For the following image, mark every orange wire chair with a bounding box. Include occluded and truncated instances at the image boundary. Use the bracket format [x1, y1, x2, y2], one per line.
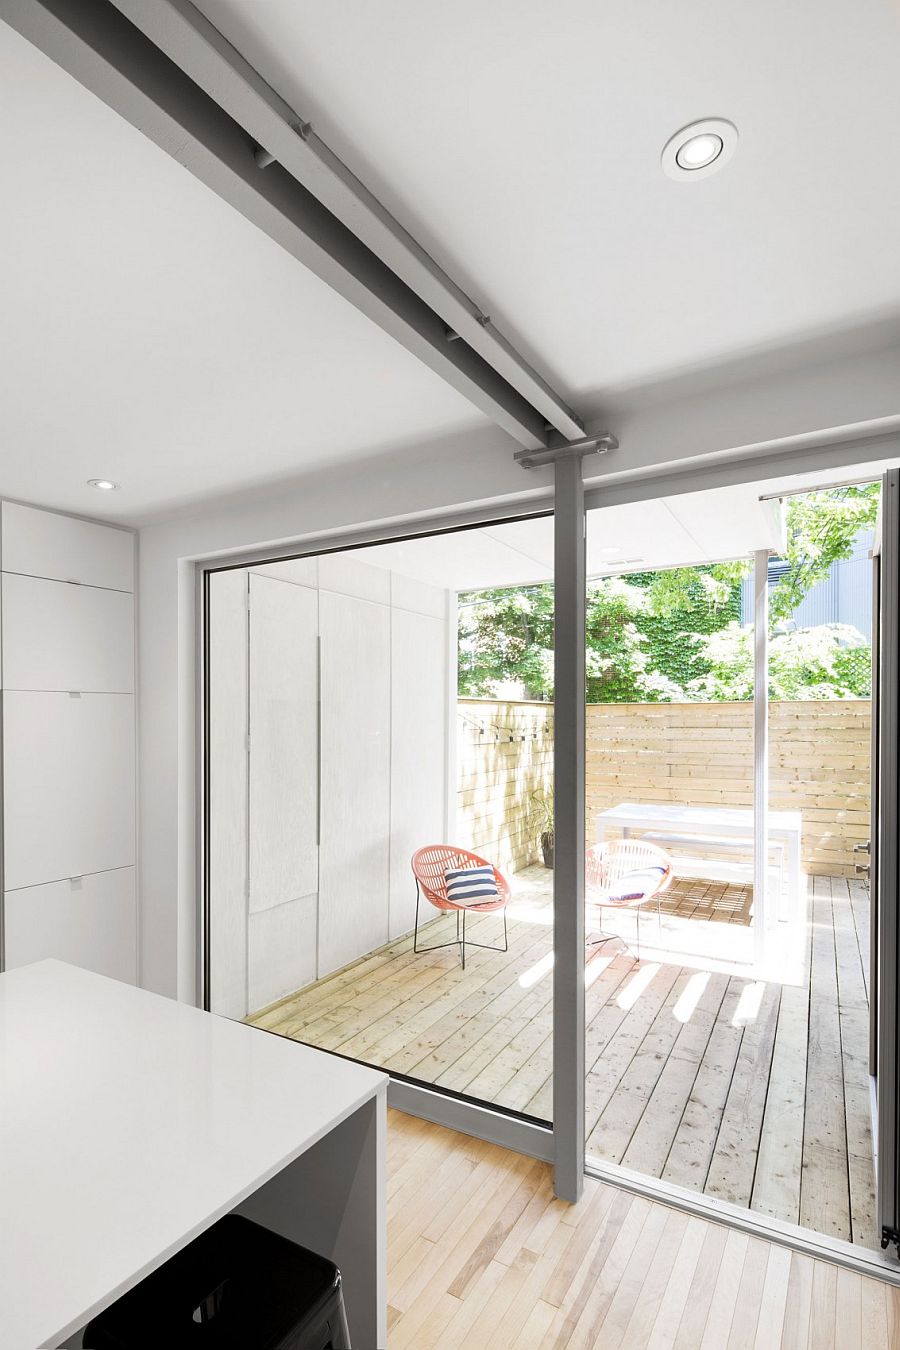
[585, 839, 674, 960]
[411, 845, 511, 970]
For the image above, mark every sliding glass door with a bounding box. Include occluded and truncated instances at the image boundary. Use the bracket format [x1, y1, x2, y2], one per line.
[205, 515, 556, 1130]
[578, 470, 883, 1254]
[202, 453, 893, 1248]
[876, 468, 900, 1255]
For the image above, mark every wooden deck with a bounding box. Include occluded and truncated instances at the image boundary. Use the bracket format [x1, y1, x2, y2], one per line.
[252, 868, 876, 1249]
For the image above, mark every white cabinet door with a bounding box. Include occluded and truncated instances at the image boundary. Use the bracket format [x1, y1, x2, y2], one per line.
[390, 608, 448, 938]
[3, 692, 135, 890]
[318, 591, 391, 976]
[249, 574, 319, 913]
[1, 502, 134, 591]
[1, 574, 134, 692]
[318, 553, 391, 604]
[248, 893, 318, 1014]
[4, 867, 136, 983]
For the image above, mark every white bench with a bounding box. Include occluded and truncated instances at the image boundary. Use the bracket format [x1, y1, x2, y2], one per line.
[641, 830, 785, 890]
[595, 804, 803, 923]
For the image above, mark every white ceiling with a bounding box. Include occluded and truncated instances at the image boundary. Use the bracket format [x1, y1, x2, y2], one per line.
[197, 0, 900, 408]
[341, 476, 796, 589]
[3, 3, 900, 524]
[335, 459, 899, 589]
[0, 20, 488, 524]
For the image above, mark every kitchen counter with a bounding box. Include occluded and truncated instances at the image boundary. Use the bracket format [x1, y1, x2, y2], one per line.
[0, 960, 387, 1348]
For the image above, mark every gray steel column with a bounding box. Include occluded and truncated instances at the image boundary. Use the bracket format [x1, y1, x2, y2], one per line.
[552, 454, 586, 1202]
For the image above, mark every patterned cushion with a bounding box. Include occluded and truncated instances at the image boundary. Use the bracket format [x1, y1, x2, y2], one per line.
[445, 864, 499, 906]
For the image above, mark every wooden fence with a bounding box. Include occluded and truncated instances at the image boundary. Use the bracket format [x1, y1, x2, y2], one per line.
[457, 700, 554, 875]
[458, 698, 870, 878]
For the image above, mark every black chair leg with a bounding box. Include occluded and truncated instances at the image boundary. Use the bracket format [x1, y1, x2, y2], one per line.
[412, 888, 508, 968]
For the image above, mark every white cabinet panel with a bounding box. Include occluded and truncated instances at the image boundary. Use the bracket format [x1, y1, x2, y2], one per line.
[318, 553, 390, 604]
[1, 502, 134, 591]
[208, 570, 249, 1020]
[250, 557, 318, 589]
[389, 610, 449, 938]
[3, 692, 135, 890]
[248, 894, 317, 1014]
[4, 868, 136, 983]
[1, 573, 134, 692]
[249, 574, 319, 913]
[318, 591, 391, 976]
[390, 573, 447, 619]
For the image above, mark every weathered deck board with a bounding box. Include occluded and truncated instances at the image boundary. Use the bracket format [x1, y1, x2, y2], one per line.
[800, 877, 852, 1241]
[250, 868, 876, 1249]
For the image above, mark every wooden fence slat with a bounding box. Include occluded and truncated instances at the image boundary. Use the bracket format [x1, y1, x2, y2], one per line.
[458, 699, 871, 877]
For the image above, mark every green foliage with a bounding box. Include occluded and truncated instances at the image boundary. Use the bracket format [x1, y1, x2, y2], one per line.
[457, 486, 878, 703]
[458, 584, 554, 698]
[768, 484, 879, 625]
[690, 623, 872, 700]
[458, 564, 746, 702]
[629, 563, 747, 696]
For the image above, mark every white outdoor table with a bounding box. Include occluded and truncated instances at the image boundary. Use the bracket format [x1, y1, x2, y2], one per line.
[0, 960, 387, 1350]
[596, 801, 803, 915]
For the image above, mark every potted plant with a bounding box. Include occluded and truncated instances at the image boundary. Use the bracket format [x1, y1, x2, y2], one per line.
[531, 787, 554, 868]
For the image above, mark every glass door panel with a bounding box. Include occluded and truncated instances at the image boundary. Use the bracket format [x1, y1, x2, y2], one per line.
[206, 515, 554, 1123]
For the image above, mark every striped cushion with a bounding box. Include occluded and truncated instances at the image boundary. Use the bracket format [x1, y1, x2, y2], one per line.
[445, 865, 499, 906]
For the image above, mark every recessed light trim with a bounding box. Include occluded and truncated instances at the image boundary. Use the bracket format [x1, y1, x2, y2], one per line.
[87, 478, 119, 491]
[662, 119, 738, 181]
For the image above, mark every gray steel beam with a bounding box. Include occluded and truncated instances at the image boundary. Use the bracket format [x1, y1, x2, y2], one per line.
[108, 0, 585, 444]
[552, 453, 586, 1202]
[5, 0, 551, 449]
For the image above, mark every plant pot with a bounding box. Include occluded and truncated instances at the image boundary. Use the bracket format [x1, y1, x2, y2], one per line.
[541, 831, 555, 869]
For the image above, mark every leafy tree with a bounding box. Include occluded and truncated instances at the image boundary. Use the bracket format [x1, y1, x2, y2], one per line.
[457, 485, 878, 702]
[629, 563, 746, 694]
[690, 623, 872, 701]
[584, 577, 683, 703]
[768, 484, 879, 625]
[458, 585, 554, 699]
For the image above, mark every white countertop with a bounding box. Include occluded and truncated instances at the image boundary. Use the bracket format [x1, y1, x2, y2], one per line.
[0, 960, 387, 1348]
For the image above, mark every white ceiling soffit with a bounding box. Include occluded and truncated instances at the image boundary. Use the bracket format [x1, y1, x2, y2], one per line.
[0, 18, 494, 523]
[194, 0, 900, 412]
[338, 476, 795, 590]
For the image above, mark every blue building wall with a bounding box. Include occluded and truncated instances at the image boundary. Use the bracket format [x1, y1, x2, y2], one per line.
[741, 528, 873, 638]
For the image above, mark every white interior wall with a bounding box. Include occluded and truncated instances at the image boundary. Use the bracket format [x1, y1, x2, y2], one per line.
[137, 344, 900, 1002]
[206, 552, 450, 1016]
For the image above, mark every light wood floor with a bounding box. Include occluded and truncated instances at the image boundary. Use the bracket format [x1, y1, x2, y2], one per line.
[386, 1110, 898, 1350]
[253, 869, 875, 1247]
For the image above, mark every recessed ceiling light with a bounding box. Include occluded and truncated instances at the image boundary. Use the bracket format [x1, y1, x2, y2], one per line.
[87, 478, 119, 491]
[676, 133, 723, 171]
[662, 119, 738, 181]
